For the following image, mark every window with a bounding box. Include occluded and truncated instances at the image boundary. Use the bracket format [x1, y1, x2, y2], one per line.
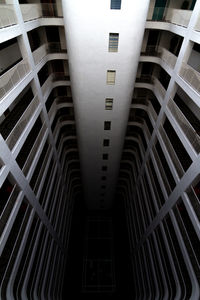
[102, 166, 108, 171]
[107, 70, 116, 85]
[109, 33, 119, 52]
[111, 0, 121, 9]
[101, 176, 106, 180]
[103, 139, 110, 146]
[104, 121, 111, 130]
[105, 98, 113, 110]
[103, 154, 109, 160]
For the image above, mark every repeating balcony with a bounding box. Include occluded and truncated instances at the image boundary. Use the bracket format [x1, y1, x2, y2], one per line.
[33, 42, 67, 65]
[20, 3, 63, 22]
[141, 46, 177, 70]
[0, 58, 30, 101]
[147, 6, 192, 27]
[179, 62, 200, 95]
[167, 97, 200, 153]
[0, 5, 17, 29]
[1, 95, 40, 150]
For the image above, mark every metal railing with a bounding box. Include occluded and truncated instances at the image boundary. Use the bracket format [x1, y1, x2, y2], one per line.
[53, 72, 70, 81]
[132, 97, 148, 106]
[168, 98, 200, 153]
[0, 186, 20, 238]
[0, 58, 30, 101]
[141, 46, 177, 69]
[152, 146, 171, 195]
[141, 45, 160, 57]
[165, 8, 192, 27]
[159, 126, 184, 178]
[159, 47, 177, 69]
[179, 63, 200, 95]
[56, 96, 73, 104]
[20, 3, 63, 22]
[6, 95, 40, 150]
[148, 102, 157, 122]
[33, 43, 67, 65]
[0, 5, 17, 28]
[153, 77, 166, 100]
[136, 75, 153, 84]
[23, 124, 47, 177]
[34, 146, 51, 194]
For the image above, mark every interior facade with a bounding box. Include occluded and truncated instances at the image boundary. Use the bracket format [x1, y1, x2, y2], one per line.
[0, 0, 200, 298]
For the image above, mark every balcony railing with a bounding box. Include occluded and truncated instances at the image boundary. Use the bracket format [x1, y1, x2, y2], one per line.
[148, 102, 157, 122]
[159, 126, 184, 178]
[159, 47, 177, 69]
[179, 62, 200, 95]
[153, 77, 166, 100]
[165, 8, 192, 27]
[132, 97, 148, 106]
[0, 58, 30, 101]
[33, 43, 67, 65]
[168, 98, 200, 153]
[20, 3, 62, 22]
[147, 6, 192, 27]
[141, 46, 177, 69]
[136, 75, 153, 84]
[34, 146, 51, 194]
[56, 96, 73, 104]
[0, 5, 17, 28]
[152, 146, 171, 196]
[23, 124, 47, 177]
[53, 72, 70, 81]
[6, 95, 40, 150]
[0, 185, 20, 238]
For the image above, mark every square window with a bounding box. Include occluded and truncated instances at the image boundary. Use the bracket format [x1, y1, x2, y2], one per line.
[102, 166, 108, 171]
[109, 33, 119, 52]
[111, 0, 121, 9]
[107, 70, 116, 85]
[103, 154, 108, 160]
[103, 139, 110, 146]
[101, 176, 106, 181]
[101, 185, 106, 189]
[104, 121, 111, 130]
[105, 98, 113, 110]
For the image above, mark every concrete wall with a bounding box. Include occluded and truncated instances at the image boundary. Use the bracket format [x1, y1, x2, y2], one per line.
[62, 0, 150, 209]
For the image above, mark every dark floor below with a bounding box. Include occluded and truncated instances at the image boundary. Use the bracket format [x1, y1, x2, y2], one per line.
[63, 197, 134, 299]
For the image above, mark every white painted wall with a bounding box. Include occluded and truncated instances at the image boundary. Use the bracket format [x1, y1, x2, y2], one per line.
[62, 0, 150, 209]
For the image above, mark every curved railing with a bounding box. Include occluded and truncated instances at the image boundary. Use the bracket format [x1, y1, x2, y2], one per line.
[0, 58, 30, 101]
[168, 98, 200, 153]
[179, 63, 200, 95]
[20, 3, 63, 22]
[33, 43, 67, 65]
[147, 6, 192, 27]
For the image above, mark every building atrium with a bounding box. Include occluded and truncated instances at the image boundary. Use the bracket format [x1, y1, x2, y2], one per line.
[0, 0, 200, 299]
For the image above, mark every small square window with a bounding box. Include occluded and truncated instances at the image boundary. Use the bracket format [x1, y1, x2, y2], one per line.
[104, 121, 111, 130]
[111, 0, 121, 9]
[103, 139, 110, 146]
[101, 185, 106, 189]
[105, 98, 113, 110]
[102, 166, 108, 171]
[101, 176, 106, 180]
[103, 154, 108, 160]
[109, 33, 119, 52]
[107, 70, 116, 85]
